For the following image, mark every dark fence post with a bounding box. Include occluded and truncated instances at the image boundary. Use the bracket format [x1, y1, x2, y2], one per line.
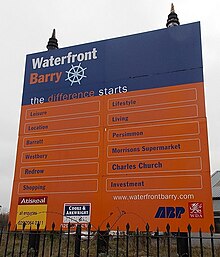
[3, 222, 11, 257]
[57, 225, 63, 257]
[188, 224, 192, 257]
[74, 224, 81, 257]
[11, 225, 17, 257]
[49, 222, 55, 257]
[35, 222, 40, 257]
[176, 228, 180, 255]
[177, 230, 189, 257]
[86, 223, 91, 257]
[210, 224, 215, 257]
[26, 226, 32, 257]
[19, 222, 26, 257]
[146, 223, 150, 257]
[27, 222, 40, 257]
[126, 223, 130, 257]
[96, 227, 100, 257]
[156, 227, 160, 257]
[66, 222, 70, 257]
[199, 228, 204, 257]
[96, 224, 109, 256]
[28, 231, 40, 257]
[0, 226, 3, 246]
[106, 223, 110, 256]
[116, 226, 119, 257]
[41, 226, 47, 257]
[166, 224, 171, 257]
[136, 227, 139, 257]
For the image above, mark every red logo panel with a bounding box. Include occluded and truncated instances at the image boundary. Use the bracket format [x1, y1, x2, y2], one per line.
[188, 202, 204, 218]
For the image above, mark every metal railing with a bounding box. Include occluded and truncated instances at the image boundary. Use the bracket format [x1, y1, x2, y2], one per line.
[0, 222, 219, 257]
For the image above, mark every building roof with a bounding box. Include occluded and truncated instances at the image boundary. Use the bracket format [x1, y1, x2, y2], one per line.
[212, 170, 220, 198]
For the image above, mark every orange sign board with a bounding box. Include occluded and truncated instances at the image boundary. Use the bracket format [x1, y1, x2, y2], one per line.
[10, 82, 213, 231]
[10, 23, 213, 232]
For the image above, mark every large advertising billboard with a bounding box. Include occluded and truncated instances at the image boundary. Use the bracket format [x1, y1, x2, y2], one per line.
[10, 22, 214, 231]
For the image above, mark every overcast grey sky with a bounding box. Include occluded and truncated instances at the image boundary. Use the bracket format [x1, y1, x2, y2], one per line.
[1, 0, 220, 212]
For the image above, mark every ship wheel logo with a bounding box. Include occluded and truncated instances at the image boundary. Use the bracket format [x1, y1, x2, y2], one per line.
[65, 63, 87, 85]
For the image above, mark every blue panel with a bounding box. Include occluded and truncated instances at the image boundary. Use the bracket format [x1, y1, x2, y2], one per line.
[22, 22, 203, 106]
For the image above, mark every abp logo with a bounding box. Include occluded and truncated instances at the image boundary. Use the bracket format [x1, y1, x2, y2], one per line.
[155, 207, 185, 218]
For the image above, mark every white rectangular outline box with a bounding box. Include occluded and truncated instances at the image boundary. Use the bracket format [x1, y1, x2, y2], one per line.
[20, 162, 99, 179]
[18, 179, 98, 194]
[107, 120, 200, 142]
[21, 145, 100, 163]
[107, 104, 198, 126]
[26, 100, 101, 120]
[107, 138, 201, 158]
[108, 87, 198, 111]
[24, 115, 100, 134]
[23, 130, 100, 148]
[106, 175, 202, 192]
[107, 156, 202, 174]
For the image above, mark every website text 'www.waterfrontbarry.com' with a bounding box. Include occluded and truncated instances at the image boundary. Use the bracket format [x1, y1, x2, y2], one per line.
[112, 193, 195, 201]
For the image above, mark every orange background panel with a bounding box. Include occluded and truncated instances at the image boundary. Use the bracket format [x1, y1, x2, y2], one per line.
[108, 121, 199, 141]
[9, 82, 214, 232]
[108, 105, 198, 126]
[108, 87, 197, 110]
[20, 162, 99, 179]
[108, 138, 200, 157]
[18, 179, 98, 194]
[107, 156, 202, 174]
[23, 130, 100, 148]
[26, 100, 100, 120]
[106, 175, 202, 191]
[21, 146, 99, 163]
[24, 115, 100, 134]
